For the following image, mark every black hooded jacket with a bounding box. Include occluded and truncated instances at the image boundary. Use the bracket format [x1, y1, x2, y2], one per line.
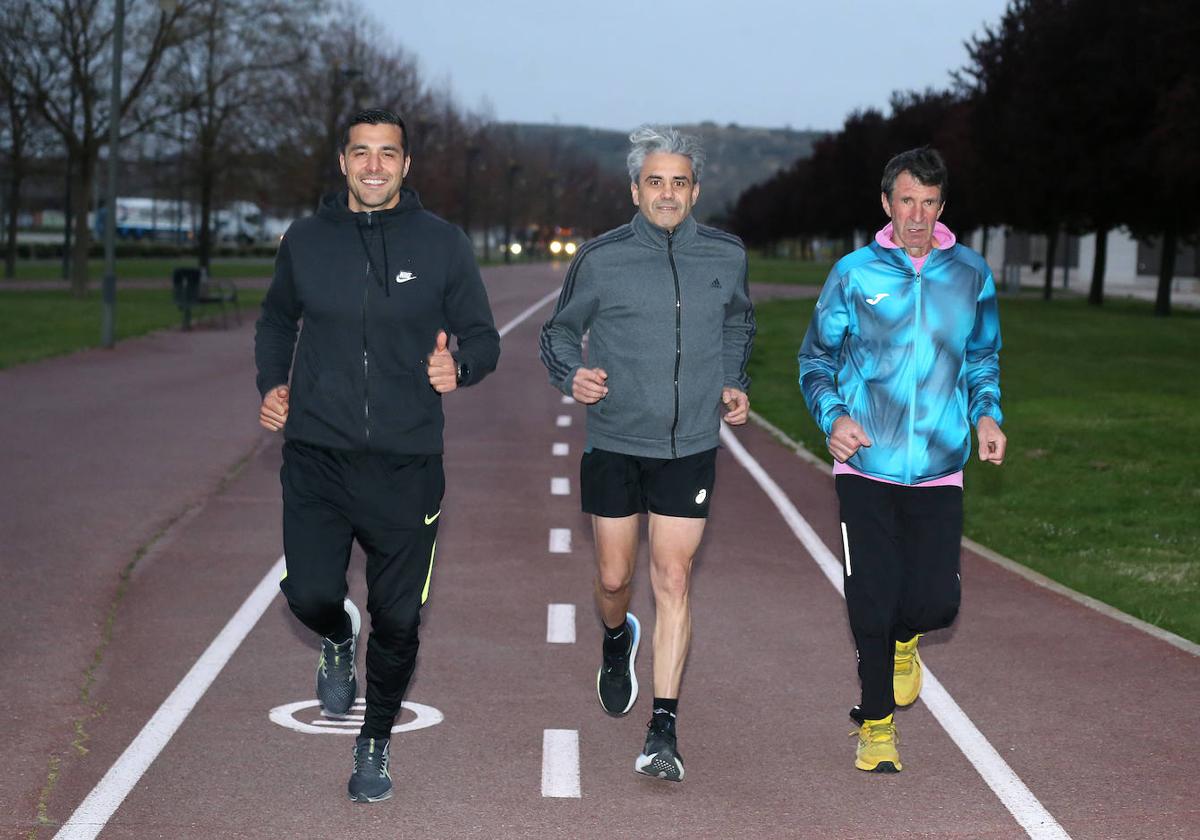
[255, 187, 500, 455]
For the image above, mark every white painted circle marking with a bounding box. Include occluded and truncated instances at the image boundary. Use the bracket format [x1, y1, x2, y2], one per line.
[269, 698, 444, 736]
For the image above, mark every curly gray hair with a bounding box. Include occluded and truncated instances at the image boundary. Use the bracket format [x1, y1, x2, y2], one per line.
[626, 125, 705, 184]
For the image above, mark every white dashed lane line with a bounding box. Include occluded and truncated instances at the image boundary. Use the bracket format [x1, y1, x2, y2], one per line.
[546, 604, 576, 644]
[552, 443, 569, 456]
[551, 477, 570, 496]
[549, 528, 571, 553]
[555, 415, 572, 428]
[541, 729, 581, 798]
[561, 394, 573, 404]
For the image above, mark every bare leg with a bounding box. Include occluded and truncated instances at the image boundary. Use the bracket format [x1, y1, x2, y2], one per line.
[592, 514, 639, 629]
[647, 513, 707, 698]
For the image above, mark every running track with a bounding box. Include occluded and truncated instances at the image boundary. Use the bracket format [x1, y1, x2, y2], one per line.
[1, 264, 1196, 839]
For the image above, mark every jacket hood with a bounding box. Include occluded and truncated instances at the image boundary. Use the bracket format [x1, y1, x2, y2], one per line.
[317, 186, 424, 223]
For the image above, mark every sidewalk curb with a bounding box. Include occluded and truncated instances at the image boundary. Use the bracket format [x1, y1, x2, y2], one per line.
[746, 409, 1200, 658]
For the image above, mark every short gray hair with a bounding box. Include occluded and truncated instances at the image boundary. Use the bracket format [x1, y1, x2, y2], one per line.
[626, 125, 706, 184]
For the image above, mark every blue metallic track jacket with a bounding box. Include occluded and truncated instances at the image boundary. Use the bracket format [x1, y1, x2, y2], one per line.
[798, 239, 1002, 484]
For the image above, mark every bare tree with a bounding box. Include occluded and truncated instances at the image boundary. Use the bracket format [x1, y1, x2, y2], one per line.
[163, 0, 317, 269]
[0, 1, 41, 279]
[24, 0, 194, 295]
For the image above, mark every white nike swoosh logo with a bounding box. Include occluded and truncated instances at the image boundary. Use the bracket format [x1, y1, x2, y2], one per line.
[424, 511, 441, 525]
[866, 293, 890, 305]
[395, 272, 416, 284]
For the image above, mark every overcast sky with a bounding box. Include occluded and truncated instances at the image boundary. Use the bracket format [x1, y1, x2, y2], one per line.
[356, 0, 1010, 132]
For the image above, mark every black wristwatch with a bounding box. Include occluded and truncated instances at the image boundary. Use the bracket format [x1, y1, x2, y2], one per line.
[455, 359, 469, 385]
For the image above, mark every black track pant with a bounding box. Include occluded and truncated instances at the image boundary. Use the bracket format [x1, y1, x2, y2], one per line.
[280, 441, 444, 739]
[835, 475, 963, 721]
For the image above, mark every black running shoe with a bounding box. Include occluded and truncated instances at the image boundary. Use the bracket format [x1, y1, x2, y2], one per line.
[635, 716, 684, 782]
[596, 612, 640, 716]
[348, 735, 393, 803]
[317, 599, 361, 716]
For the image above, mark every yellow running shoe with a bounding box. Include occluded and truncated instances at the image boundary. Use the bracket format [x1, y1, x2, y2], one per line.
[853, 714, 902, 773]
[893, 634, 923, 707]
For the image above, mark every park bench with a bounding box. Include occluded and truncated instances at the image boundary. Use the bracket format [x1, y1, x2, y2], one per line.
[172, 267, 239, 330]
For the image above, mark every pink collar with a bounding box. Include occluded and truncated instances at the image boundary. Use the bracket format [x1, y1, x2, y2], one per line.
[876, 221, 956, 251]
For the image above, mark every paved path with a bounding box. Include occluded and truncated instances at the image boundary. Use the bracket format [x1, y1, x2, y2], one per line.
[1, 263, 1196, 839]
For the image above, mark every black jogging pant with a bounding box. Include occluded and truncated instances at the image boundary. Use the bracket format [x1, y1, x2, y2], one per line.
[835, 474, 963, 721]
[280, 441, 444, 740]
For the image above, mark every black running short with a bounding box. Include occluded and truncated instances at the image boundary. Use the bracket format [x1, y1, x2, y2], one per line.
[580, 447, 717, 519]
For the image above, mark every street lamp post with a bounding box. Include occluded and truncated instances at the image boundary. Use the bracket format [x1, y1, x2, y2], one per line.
[100, 0, 126, 349]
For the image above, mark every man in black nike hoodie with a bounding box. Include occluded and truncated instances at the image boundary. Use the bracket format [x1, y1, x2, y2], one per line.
[255, 108, 499, 803]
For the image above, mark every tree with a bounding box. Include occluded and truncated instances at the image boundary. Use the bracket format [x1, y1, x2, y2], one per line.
[0, 1, 39, 278]
[24, 0, 194, 295]
[1124, 0, 1200, 316]
[164, 0, 316, 269]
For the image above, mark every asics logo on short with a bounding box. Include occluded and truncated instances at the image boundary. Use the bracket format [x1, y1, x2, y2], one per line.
[395, 271, 417, 284]
[694, 488, 707, 505]
[424, 510, 440, 525]
[866, 293, 890, 305]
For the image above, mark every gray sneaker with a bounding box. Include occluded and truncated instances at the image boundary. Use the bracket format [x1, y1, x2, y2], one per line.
[348, 735, 393, 803]
[317, 598, 361, 715]
[635, 715, 684, 782]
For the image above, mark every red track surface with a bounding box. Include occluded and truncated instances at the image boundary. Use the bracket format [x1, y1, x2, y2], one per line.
[2, 263, 1196, 839]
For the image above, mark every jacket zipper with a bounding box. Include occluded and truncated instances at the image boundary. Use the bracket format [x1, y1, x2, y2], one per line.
[362, 212, 372, 445]
[667, 230, 681, 458]
[907, 268, 921, 483]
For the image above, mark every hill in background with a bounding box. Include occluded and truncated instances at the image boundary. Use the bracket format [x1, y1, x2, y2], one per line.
[502, 122, 821, 226]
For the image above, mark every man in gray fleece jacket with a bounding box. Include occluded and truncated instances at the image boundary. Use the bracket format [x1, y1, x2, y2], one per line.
[539, 125, 755, 782]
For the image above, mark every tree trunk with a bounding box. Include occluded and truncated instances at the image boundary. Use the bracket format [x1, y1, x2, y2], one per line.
[1042, 228, 1058, 301]
[1088, 227, 1108, 306]
[198, 138, 214, 271]
[1155, 228, 1175, 317]
[70, 149, 97, 298]
[4, 165, 20, 279]
[980, 226, 990, 260]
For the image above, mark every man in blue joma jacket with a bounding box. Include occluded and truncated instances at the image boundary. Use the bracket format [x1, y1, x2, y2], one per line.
[540, 125, 755, 782]
[798, 147, 1006, 773]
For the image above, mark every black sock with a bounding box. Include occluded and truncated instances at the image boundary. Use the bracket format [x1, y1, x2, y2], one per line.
[603, 620, 628, 655]
[603, 620, 627, 640]
[652, 697, 678, 724]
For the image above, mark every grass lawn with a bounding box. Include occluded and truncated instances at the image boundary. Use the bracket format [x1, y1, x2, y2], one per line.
[4, 255, 534, 282]
[3, 257, 275, 282]
[748, 254, 829, 285]
[0, 287, 266, 369]
[748, 293, 1200, 643]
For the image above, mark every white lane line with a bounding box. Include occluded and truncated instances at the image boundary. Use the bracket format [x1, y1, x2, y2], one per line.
[541, 729, 581, 797]
[719, 426, 1071, 840]
[549, 528, 571, 553]
[550, 477, 570, 496]
[547, 604, 576, 643]
[555, 415, 572, 428]
[505, 292, 583, 798]
[561, 395, 573, 404]
[54, 555, 287, 840]
[552, 442, 569, 456]
[498, 289, 559, 338]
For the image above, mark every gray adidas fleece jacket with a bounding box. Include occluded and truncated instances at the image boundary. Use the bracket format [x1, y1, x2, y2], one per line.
[539, 212, 755, 459]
